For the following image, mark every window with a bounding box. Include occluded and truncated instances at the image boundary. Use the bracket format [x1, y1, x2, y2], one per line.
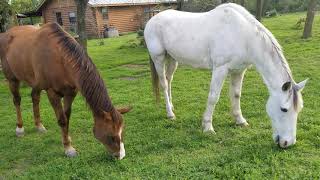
[69, 12, 77, 33]
[56, 12, 63, 26]
[144, 6, 151, 13]
[101, 7, 108, 19]
[69, 12, 76, 24]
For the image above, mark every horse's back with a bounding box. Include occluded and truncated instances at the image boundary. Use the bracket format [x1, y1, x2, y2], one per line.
[145, 4, 252, 69]
[2, 23, 73, 89]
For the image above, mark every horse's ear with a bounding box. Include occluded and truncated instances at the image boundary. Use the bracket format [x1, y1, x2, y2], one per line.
[282, 81, 292, 91]
[117, 106, 132, 114]
[294, 79, 308, 92]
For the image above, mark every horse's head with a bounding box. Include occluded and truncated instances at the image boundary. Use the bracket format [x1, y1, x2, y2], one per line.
[93, 107, 131, 159]
[266, 79, 308, 148]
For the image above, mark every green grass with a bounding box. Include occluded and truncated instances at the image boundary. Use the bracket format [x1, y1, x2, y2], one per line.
[1, 12, 320, 179]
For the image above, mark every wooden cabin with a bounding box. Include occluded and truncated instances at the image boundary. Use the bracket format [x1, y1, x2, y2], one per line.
[25, 0, 177, 38]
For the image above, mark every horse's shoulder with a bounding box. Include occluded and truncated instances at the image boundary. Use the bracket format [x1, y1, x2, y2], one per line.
[6, 25, 37, 34]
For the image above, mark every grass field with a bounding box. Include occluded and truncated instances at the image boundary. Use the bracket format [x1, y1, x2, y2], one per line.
[0, 12, 319, 179]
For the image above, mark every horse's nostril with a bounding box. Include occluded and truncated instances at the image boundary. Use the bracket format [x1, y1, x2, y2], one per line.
[284, 141, 288, 147]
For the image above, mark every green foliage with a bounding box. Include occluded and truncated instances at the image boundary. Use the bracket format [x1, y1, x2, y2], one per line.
[137, 29, 146, 47]
[263, 0, 309, 13]
[11, 0, 40, 13]
[265, 9, 278, 18]
[182, 0, 315, 14]
[0, 0, 13, 32]
[182, 0, 220, 12]
[0, 13, 319, 179]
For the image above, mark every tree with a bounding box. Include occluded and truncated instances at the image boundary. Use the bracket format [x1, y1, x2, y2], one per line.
[75, 0, 89, 50]
[182, 0, 221, 12]
[256, 0, 263, 21]
[240, 0, 245, 6]
[11, 0, 37, 13]
[177, 0, 184, 10]
[0, 0, 14, 32]
[302, 0, 317, 39]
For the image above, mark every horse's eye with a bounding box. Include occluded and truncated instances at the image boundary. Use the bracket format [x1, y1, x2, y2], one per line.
[280, 107, 288, 112]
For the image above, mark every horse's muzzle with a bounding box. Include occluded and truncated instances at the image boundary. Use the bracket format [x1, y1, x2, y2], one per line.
[112, 142, 125, 160]
[274, 135, 296, 148]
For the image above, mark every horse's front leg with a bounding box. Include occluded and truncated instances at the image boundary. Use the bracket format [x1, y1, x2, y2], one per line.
[47, 89, 77, 157]
[202, 66, 228, 133]
[63, 91, 77, 121]
[229, 70, 249, 127]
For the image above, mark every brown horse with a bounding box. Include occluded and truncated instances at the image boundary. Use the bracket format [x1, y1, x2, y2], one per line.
[0, 23, 131, 159]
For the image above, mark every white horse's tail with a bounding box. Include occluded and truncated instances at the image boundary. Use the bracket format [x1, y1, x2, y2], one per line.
[149, 56, 160, 103]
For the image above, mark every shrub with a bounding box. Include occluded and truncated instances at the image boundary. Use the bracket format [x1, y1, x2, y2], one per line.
[266, 9, 278, 17]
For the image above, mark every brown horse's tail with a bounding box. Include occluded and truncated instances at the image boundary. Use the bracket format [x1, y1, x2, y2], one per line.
[0, 33, 6, 59]
[149, 55, 160, 103]
[0, 33, 13, 64]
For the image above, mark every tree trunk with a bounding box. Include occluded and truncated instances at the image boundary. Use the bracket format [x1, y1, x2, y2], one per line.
[262, 0, 269, 16]
[75, 0, 89, 51]
[0, 22, 5, 32]
[177, 0, 184, 10]
[256, 0, 263, 22]
[0, 1, 14, 32]
[303, 0, 317, 39]
[240, 0, 245, 6]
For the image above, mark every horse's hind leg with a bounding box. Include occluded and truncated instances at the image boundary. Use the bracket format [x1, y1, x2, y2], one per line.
[152, 54, 175, 119]
[229, 70, 249, 127]
[47, 89, 77, 157]
[8, 81, 24, 137]
[203, 66, 228, 133]
[166, 57, 178, 111]
[31, 89, 47, 133]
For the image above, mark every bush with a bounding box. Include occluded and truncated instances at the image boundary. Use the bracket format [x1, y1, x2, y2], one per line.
[182, 0, 221, 12]
[137, 29, 146, 47]
[266, 9, 278, 17]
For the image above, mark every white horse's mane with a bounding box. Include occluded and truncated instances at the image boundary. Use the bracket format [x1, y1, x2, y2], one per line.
[220, 4, 293, 81]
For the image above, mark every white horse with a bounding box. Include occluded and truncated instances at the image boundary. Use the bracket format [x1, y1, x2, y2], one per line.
[144, 3, 308, 148]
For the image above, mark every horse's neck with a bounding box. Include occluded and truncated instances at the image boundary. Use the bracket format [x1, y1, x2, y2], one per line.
[254, 53, 292, 92]
[77, 67, 114, 114]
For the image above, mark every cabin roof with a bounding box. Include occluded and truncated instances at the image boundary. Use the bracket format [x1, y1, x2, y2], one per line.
[89, 0, 177, 7]
[22, 0, 176, 16]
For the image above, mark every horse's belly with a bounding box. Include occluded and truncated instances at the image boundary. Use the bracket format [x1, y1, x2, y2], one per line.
[167, 46, 211, 69]
[180, 57, 211, 69]
[6, 56, 35, 85]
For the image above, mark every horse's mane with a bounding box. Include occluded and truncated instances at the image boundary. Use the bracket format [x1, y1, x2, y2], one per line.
[219, 4, 301, 110]
[46, 23, 114, 114]
[221, 4, 293, 80]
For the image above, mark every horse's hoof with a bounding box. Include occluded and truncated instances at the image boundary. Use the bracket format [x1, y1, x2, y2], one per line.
[16, 127, 24, 137]
[36, 124, 47, 133]
[203, 126, 216, 134]
[167, 115, 176, 120]
[203, 129, 216, 134]
[236, 121, 249, 127]
[65, 147, 77, 157]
